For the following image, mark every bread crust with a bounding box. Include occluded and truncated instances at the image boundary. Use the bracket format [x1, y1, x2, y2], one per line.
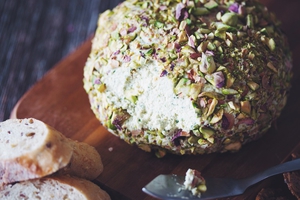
[59, 139, 104, 180]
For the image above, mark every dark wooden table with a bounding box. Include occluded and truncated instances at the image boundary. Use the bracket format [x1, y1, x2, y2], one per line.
[0, 0, 123, 121]
[1, 0, 300, 199]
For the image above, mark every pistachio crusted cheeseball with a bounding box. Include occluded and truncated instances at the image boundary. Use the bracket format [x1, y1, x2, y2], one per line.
[83, 0, 293, 156]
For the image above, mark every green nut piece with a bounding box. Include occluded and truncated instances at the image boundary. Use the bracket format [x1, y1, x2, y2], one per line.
[178, 30, 188, 44]
[188, 136, 199, 145]
[241, 101, 251, 115]
[206, 98, 218, 117]
[174, 78, 190, 96]
[198, 184, 207, 192]
[189, 82, 203, 100]
[106, 119, 116, 130]
[214, 22, 232, 31]
[210, 108, 224, 124]
[221, 13, 238, 26]
[200, 126, 215, 143]
[247, 81, 260, 91]
[204, 0, 218, 10]
[198, 91, 224, 100]
[221, 88, 239, 95]
[97, 83, 106, 93]
[267, 61, 278, 73]
[192, 7, 210, 16]
[214, 30, 226, 40]
[267, 38, 276, 51]
[200, 53, 216, 74]
[246, 14, 254, 29]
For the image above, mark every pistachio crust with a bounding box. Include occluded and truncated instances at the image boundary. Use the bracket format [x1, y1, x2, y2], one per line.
[83, 0, 292, 156]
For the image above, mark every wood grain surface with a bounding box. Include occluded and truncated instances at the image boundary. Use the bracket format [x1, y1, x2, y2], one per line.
[2, 0, 300, 199]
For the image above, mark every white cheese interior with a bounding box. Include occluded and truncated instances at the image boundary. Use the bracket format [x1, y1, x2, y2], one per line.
[0, 119, 47, 159]
[101, 61, 199, 135]
[0, 178, 86, 199]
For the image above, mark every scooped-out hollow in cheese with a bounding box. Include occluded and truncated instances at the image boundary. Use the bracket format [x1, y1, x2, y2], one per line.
[101, 61, 199, 135]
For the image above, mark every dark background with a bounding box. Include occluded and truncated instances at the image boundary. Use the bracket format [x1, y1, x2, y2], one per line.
[0, 0, 123, 121]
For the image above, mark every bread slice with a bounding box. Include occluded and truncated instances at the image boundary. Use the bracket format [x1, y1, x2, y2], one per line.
[0, 118, 73, 185]
[59, 139, 103, 180]
[0, 175, 111, 200]
[0, 118, 104, 184]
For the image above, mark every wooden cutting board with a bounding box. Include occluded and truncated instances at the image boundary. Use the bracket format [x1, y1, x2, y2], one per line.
[9, 37, 300, 200]
[10, 12, 300, 200]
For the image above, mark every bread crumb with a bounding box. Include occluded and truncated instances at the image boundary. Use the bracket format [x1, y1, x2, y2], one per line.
[108, 147, 113, 152]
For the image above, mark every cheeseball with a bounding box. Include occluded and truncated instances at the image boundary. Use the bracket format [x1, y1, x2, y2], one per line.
[83, 0, 293, 156]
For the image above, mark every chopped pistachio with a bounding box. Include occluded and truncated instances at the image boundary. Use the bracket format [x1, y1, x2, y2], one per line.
[106, 119, 116, 130]
[169, 51, 178, 60]
[178, 30, 188, 43]
[200, 127, 215, 143]
[261, 25, 274, 36]
[175, 78, 190, 96]
[214, 22, 232, 31]
[225, 39, 233, 47]
[216, 11, 222, 20]
[267, 38, 276, 51]
[145, 48, 154, 55]
[188, 136, 199, 144]
[210, 109, 224, 124]
[204, 0, 218, 10]
[198, 91, 224, 100]
[200, 52, 216, 74]
[198, 138, 209, 145]
[207, 32, 215, 40]
[97, 84, 106, 93]
[206, 98, 218, 117]
[198, 184, 207, 192]
[221, 13, 238, 26]
[199, 28, 211, 34]
[207, 42, 216, 51]
[214, 30, 226, 40]
[246, 14, 254, 29]
[197, 41, 208, 53]
[241, 101, 251, 115]
[192, 7, 210, 16]
[154, 21, 164, 28]
[237, 31, 246, 38]
[181, 45, 195, 54]
[221, 88, 238, 95]
[126, 95, 138, 103]
[205, 71, 224, 88]
[179, 20, 187, 31]
[193, 128, 201, 137]
[189, 82, 203, 100]
[267, 62, 278, 73]
[247, 81, 259, 91]
[228, 101, 240, 111]
[248, 52, 255, 60]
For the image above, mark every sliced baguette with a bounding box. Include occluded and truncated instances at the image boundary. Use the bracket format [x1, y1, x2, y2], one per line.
[0, 118, 103, 184]
[59, 139, 103, 180]
[0, 118, 73, 185]
[0, 175, 111, 200]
